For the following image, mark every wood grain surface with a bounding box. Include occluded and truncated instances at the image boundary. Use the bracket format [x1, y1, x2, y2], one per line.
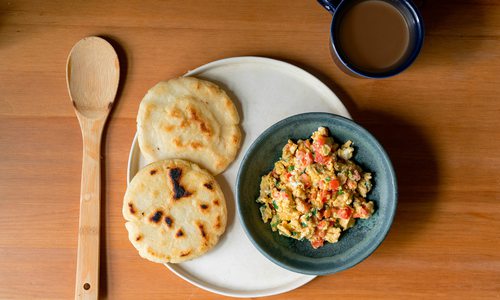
[1, 0, 499, 299]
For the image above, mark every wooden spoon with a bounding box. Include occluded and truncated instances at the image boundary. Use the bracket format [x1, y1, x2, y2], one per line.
[66, 36, 119, 300]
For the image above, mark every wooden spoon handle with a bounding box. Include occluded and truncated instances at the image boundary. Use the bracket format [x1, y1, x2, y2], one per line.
[75, 119, 103, 300]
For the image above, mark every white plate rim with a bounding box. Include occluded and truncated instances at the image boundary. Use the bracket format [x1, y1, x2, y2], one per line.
[126, 56, 352, 298]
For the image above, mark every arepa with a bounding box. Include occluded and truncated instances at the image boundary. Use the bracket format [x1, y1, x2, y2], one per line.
[137, 77, 241, 175]
[123, 159, 227, 263]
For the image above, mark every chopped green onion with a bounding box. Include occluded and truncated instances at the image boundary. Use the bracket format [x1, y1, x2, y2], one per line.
[272, 200, 279, 209]
[301, 222, 307, 227]
[312, 208, 317, 216]
[288, 165, 294, 172]
[337, 189, 344, 195]
[325, 176, 331, 182]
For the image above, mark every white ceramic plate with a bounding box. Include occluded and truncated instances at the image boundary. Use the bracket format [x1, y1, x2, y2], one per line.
[127, 56, 351, 298]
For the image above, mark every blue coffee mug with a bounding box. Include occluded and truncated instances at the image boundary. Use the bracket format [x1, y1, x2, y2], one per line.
[318, 0, 424, 78]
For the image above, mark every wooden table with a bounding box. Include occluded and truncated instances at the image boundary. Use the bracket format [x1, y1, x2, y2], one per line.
[1, 1, 499, 299]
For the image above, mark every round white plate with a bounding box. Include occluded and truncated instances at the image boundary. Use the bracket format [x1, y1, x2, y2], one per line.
[127, 56, 351, 298]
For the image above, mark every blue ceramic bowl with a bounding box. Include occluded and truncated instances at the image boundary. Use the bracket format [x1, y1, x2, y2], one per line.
[236, 113, 397, 275]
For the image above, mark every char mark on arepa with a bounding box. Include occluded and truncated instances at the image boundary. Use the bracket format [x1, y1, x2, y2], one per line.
[169, 167, 192, 199]
[150, 210, 163, 223]
[180, 250, 191, 257]
[128, 203, 136, 215]
[215, 215, 221, 229]
[165, 216, 174, 228]
[203, 182, 213, 190]
[197, 222, 207, 240]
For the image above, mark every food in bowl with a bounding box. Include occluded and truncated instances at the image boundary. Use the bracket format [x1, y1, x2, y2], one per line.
[256, 127, 374, 249]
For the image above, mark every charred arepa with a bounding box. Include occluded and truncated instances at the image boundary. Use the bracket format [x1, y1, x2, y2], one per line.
[123, 159, 227, 263]
[137, 77, 241, 175]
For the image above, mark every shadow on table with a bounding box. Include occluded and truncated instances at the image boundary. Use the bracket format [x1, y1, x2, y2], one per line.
[409, 0, 487, 71]
[0, 2, 9, 48]
[352, 109, 440, 250]
[98, 34, 129, 299]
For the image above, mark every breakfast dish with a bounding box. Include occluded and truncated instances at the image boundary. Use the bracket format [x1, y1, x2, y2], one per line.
[127, 57, 352, 297]
[257, 127, 374, 249]
[123, 159, 227, 263]
[137, 77, 241, 175]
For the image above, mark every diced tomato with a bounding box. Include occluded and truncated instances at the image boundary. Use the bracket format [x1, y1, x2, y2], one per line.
[285, 172, 292, 180]
[338, 207, 353, 220]
[354, 205, 369, 218]
[324, 209, 332, 218]
[296, 150, 313, 167]
[280, 191, 290, 199]
[317, 220, 328, 230]
[311, 239, 324, 249]
[312, 144, 320, 153]
[346, 179, 357, 189]
[300, 173, 311, 187]
[316, 136, 326, 146]
[361, 206, 368, 216]
[303, 152, 313, 166]
[314, 153, 331, 165]
[320, 190, 330, 203]
[329, 179, 340, 191]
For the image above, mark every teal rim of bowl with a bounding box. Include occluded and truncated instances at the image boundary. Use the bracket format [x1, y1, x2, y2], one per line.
[236, 112, 398, 275]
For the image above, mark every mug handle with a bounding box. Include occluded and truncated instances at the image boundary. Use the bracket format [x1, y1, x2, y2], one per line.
[317, 0, 341, 14]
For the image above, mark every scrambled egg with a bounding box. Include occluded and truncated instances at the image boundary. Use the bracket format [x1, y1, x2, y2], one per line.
[257, 127, 374, 249]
